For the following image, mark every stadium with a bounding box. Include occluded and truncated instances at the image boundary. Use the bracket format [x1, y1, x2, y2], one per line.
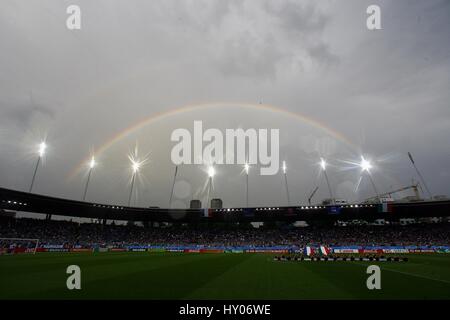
[1, 0, 450, 309]
[1, 183, 450, 299]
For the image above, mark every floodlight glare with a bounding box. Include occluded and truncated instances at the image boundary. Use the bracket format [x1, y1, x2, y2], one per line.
[89, 157, 96, 169]
[320, 157, 334, 204]
[320, 158, 327, 170]
[29, 141, 47, 193]
[208, 166, 215, 178]
[38, 142, 47, 157]
[360, 157, 372, 172]
[83, 156, 96, 201]
[127, 150, 148, 207]
[131, 160, 141, 173]
[244, 163, 250, 206]
[127, 148, 149, 176]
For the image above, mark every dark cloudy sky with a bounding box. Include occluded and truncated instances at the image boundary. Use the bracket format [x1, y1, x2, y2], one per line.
[1, 0, 449, 209]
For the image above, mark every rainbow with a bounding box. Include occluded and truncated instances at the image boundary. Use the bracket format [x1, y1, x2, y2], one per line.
[68, 102, 355, 180]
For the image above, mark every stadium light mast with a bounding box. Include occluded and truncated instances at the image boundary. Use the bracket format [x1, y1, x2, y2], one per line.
[82, 156, 96, 201]
[29, 141, 46, 193]
[168, 165, 178, 208]
[244, 163, 250, 207]
[127, 159, 141, 207]
[282, 161, 291, 206]
[360, 156, 380, 202]
[206, 165, 215, 208]
[408, 152, 432, 199]
[320, 158, 334, 205]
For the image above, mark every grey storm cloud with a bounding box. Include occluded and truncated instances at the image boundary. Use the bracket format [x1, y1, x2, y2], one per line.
[0, 0, 449, 212]
[211, 0, 337, 78]
[2, 100, 55, 127]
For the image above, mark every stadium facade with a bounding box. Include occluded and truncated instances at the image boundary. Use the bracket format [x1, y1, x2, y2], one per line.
[1, 186, 450, 223]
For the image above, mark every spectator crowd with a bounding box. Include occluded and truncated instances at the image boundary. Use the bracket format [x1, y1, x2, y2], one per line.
[1, 216, 449, 248]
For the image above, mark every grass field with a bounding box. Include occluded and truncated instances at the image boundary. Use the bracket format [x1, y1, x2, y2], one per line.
[1, 252, 450, 299]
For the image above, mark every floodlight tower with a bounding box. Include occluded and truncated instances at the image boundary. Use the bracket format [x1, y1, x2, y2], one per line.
[320, 158, 334, 205]
[407, 152, 432, 199]
[82, 156, 96, 201]
[244, 163, 250, 207]
[282, 161, 291, 206]
[169, 165, 178, 208]
[360, 156, 380, 202]
[29, 141, 46, 193]
[127, 160, 141, 207]
[206, 166, 215, 208]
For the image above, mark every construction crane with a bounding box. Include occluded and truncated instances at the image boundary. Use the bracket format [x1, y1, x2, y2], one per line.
[364, 183, 420, 202]
[408, 152, 432, 199]
[308, 186, 319, 205]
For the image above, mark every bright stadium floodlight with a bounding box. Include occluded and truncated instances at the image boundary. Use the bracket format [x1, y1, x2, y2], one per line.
[208, 165, 215, 178]
[131, 160, 141, 173]
[359, 156, 379, 202]
[320, 158, 334, 205]
[244, 163, 250, 175]
[38, 142, 47, 158]
[89, 156, 96, 169]
[127, 150, 149, 207]
[320, 158, 327, 171]
[83, 156, 97, 202]
[29, 141, 48, 193]
[360, 156, 372, 172]
[128, 158, 141, 205]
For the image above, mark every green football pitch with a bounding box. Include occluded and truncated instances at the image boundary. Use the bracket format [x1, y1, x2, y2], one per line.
[1, 252, 449, 299]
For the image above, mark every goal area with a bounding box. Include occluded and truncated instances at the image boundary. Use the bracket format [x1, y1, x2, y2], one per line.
[0, 238, 39, 255]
